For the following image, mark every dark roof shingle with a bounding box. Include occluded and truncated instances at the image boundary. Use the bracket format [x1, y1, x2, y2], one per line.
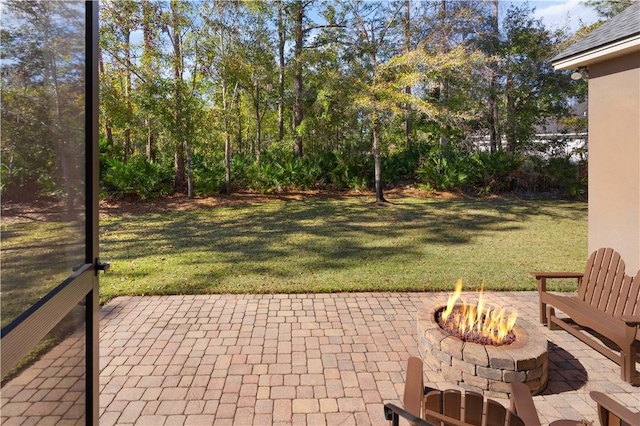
[551, 1, 640, 63]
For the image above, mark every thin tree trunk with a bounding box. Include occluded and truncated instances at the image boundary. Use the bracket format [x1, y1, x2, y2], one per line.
[292, 0, 304, 157]
[142, 0, 157, 161]
[170, 0, 185, 192]
[404, 0, 412, 149]
[372, 105, 386, 203]
[488, 0, 500, 153]
[43, 4, 74, 210]
[124, 25, 132, 162]
[225, 85, 234, 192]
[146, 122, 155, 161]
[439, 0, 448, 148]
[99, 51, 114, 154]
[222, 82, 237, 195]
[505, 72, 516, 153]
[277, 0, 285, 141]
[236, 90, 242, 156]
[254, 81, 262, 162]
[185, 140, 194, 198]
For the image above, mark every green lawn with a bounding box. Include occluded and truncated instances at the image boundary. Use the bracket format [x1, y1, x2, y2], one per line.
[99, 195, 588, 303]
[1, 218, 85, 328]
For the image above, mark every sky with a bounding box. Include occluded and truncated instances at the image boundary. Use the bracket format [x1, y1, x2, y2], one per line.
[528, 0, 601, 32]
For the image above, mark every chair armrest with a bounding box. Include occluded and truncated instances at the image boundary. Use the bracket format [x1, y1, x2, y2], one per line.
[590, 391, 640, 426]
[621, 315, 640, 327]
[509, 382, 542, 426]
[529, 272, 584, 279]
[383, 403, 434, 426]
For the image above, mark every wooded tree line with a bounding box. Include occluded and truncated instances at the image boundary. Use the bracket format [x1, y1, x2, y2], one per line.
[3, 0, 632, 202]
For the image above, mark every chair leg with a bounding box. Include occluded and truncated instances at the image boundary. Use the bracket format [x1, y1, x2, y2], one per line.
[536, 278, 547, 325]
[546, 306, 560, 330]
[621, 345, 638, 384]
[621, 327, 638, 384]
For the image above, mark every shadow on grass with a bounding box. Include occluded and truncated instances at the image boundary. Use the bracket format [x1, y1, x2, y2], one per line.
[95, 196, 587, 300]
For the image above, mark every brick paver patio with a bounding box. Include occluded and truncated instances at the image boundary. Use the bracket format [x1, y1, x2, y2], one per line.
[2, 292, 639, 425]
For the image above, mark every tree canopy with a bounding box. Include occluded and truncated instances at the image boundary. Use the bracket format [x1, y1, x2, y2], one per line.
[2, 0, 601, 201]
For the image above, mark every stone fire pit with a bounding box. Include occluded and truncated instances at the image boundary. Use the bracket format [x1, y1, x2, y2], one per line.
[418, 304, 548, 398]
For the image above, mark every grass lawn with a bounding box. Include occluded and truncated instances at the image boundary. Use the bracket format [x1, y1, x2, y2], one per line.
[99, 193, 587, 304]
[1, 213, 85, 328]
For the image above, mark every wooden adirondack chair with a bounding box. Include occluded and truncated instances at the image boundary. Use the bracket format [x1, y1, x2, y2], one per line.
[531, 247, 640, 385]
[590, 391, 640, 426]
[383, 357, 543, 426]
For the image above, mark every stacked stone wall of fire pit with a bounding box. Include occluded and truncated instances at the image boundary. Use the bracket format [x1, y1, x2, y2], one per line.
[417, 305, 548, 399]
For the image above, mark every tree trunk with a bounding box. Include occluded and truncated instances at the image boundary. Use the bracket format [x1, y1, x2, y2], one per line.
[99, 52, 114, 154]
[403, 0, 412, 149]
[222, 82, 232, 195]
[292, 0, 304, 157]
[488, 0, 500, 153]
[185, 140, 194, 198]
[439, 0, 448, 148]
[372, 105, 386, 203]
[225, 124, 231, 195]
[142, 0, 157, 161]
[146, 120, 155, 161]
[42, 4, 76, 211]
[505, 73, 516, 153]
[254, 81, 262, 162]
[235, 90, 242, 156]
[174, 143, 186, 191]
[170, 0, 186, 191]
[124, 25, 132, 162]
[277, 0, 285, 141]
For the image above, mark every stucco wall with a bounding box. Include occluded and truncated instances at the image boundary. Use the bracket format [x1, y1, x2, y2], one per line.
[588, 52, 640, 272]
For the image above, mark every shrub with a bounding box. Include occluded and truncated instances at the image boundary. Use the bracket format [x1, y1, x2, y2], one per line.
[101, 156, 173, 199]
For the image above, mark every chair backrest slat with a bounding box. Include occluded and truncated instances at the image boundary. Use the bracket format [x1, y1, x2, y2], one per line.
[443, 390, 462, 420]
[404, 356, 425, 418]
[624, 271, 640, 317]
[425, 391, 443, 425]
[583, 248, 614, 303]
[580, 249, 604, 301]
[507, 412, 525, 426]
[597, 251, 624, 314]
[463, 392, 483, 426]
[613, 274, 634, 317]
[592, 249, 618, 306]
[486, 399, 507, 426]
[602, 259, 627, 315]
[579, 248, 639, 319]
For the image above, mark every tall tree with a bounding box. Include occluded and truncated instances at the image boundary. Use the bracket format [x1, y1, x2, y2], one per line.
[157, 0, 207, 197]
[348, 0, 403, 203]
[100, 0, 141, 162]
[277, 0, 286, 141]
[501, 4, 575, 153]
[291, 0, 305, 157]
[140, 0, 160, 161]
[289, 0, 344, 158]
[346, 0, 481, 203]
[487, 0, 500, 152]
[403, 0, 413, 148]
[237, 4, 276, 162]
[1, 1, 85, 204]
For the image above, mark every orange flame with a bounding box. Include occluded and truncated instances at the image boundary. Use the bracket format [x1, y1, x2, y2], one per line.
[441, 280, 517, 344]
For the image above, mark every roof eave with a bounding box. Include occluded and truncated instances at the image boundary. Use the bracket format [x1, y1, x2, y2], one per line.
[552, 34, 640, 70]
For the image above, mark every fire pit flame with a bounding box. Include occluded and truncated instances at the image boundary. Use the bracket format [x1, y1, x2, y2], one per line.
[440, 280, 517, 345]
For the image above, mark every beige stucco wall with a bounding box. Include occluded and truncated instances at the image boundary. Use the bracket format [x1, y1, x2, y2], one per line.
[588, 52, 640, 272]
